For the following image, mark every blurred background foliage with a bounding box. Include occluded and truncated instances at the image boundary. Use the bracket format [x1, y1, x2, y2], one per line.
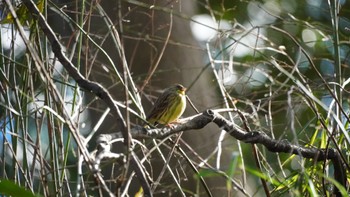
[0, 0, 349, 196]
[191, 0, 350, 196]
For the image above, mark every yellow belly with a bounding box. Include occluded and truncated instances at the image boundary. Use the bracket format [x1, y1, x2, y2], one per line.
[152, 94, 186, 125]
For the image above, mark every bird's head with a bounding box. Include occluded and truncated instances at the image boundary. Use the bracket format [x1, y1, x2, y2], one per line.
[173, 84, 186, 95]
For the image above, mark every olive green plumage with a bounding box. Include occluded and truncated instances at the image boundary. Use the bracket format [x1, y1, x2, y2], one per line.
[146, 84, 187, 126]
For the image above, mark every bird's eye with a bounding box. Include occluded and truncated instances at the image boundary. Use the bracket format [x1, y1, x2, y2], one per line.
[175, 84, 182, 90]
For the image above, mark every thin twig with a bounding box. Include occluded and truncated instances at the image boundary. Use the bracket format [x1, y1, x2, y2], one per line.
[140, 10, 173, 91]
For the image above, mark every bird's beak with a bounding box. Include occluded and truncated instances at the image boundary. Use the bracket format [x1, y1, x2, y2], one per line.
[177, 87, 186, 95]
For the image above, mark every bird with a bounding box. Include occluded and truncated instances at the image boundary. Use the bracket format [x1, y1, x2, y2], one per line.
[146, 84, 187, 126]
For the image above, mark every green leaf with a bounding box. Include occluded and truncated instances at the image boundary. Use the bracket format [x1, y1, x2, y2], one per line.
[0, 180, 41, 197]
[1, 0, 45, 25]
[226, 152, 240, 190]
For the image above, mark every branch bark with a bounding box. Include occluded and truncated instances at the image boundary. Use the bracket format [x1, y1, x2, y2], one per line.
[97, 109, 347, 196]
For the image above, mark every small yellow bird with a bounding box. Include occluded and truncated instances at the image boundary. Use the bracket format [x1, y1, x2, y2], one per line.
[146, 84, 187, 126]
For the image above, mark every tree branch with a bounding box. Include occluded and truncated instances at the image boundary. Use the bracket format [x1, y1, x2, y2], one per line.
[97, 109, 347, 196]
[21, 0, 152, 196]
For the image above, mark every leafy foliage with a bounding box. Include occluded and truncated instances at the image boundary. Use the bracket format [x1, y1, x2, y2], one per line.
[0, 179, 41, 197]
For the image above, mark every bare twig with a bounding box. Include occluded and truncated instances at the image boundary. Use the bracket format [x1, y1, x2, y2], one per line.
[21, 0, 152, 196]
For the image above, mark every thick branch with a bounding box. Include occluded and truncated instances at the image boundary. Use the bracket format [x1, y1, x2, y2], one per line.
[97, 109, 347, 194]
[102, 110, 341, 160]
